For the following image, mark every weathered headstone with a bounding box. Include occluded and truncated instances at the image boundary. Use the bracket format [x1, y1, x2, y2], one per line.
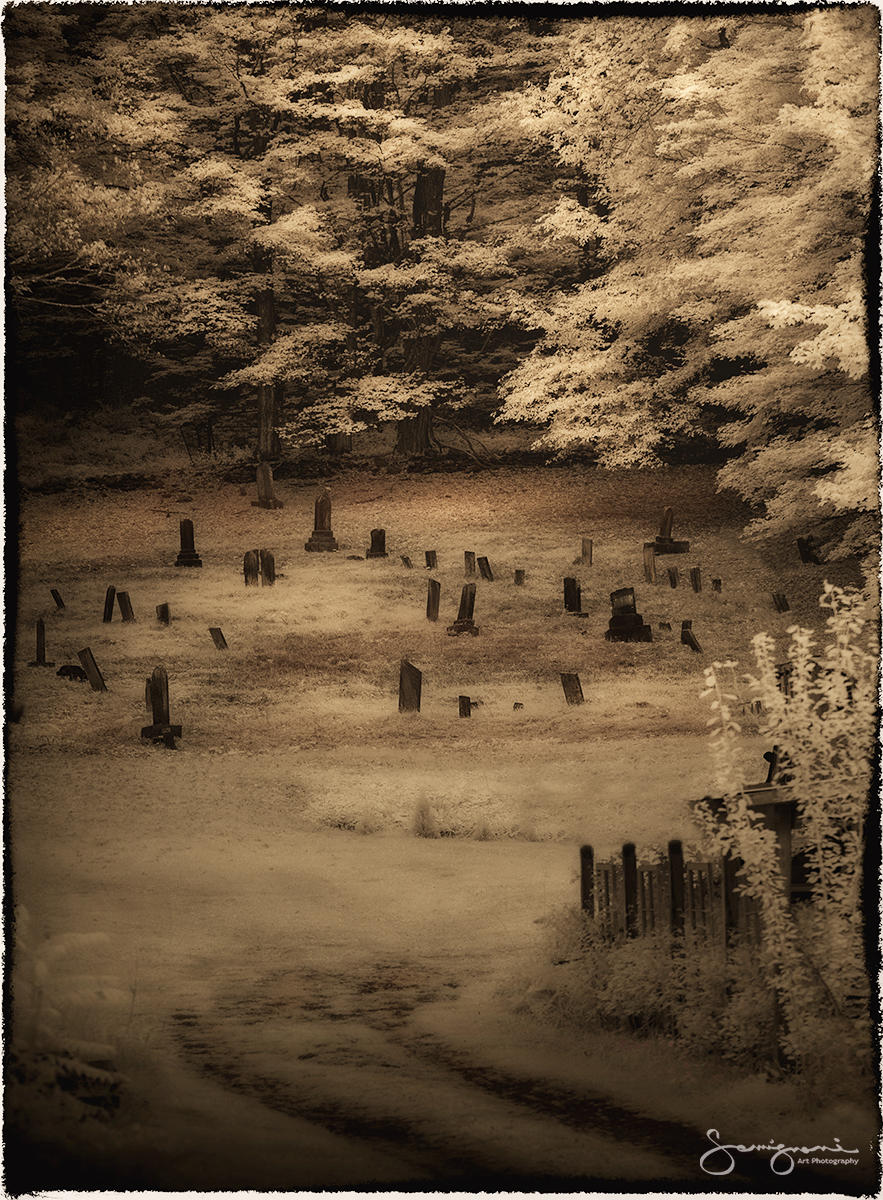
[690, 567, 702, 593]
[513, 701, 524, 710]
[563, 577, 582, 614]
[604, 587, 652, 643]
[447, 582, 479, 636]
[464, 551, 476, 576]
[209, 627, 228, 650]
[253, 462, 283, 509]
[156, 603, 171, 625]
[102, 585, 116, 623]
[654, 506, 690, 554]
[796, 536, 821, 564]
[117, 591, 136, 622]
[176, 518, 203, 567]
[77, 647, 107, 692]
[260, 549, 275, 586]
[367, 529, 387, 558]
[477, 556, 494, 581]
[579, 537, 593, 566]
[141, 664, 181, 749]
[425, 550, 438, 569]
[243, 550, 260, 586]
[400, 555, 413, 569]
[514, 569, 525, 586]
[50, 588, 65, 610]
[643, 544, 657, 584]
[304, 489, 338, 552]
[667, 567, 679, 588]
[711, 578, 722, 593]
[398, 659, 422, 712]
[560, 673, 584, 706]
[29, 619, 54, 667]
[458, 695, 471, 718]
[681, 620, 702, 653]
[772, 592, 790, 613]
[426, 578, 441, 622]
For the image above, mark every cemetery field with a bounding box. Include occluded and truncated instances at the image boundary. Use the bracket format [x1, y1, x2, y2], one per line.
[8, 463, 871, 1190]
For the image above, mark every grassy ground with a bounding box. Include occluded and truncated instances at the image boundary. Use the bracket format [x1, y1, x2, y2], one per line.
[8, 462, 873, 1191]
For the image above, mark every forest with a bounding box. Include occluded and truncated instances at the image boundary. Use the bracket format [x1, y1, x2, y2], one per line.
[6, 5, 881, 1195]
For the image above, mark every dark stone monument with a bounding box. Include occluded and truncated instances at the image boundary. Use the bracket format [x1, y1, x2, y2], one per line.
[772, 593, 790, 613]
[156, 603, 171, 625]
[117, 591, 136, 622]
[77, 647, 107, 693]
[29, 619, 54, 667]
[447, 582, 479, 636]
[176, 519, 203, 567]
[464, 551, 476, 576]
[690, 566, 702, 593]
[367, 529, 387, 558]
[141, 664, 182, 749]
[305, 490, 338, 552]
[425, 550, 438, 569]
[260, 549, 276, 586]
[563, 577, 582, 614]
[398, 659, 422, 712]
[681, 620, 702, 652]
[477, 556, 494, 581]
[102, 585, 116, 623]
[604, 587, 652, 643]
[458, 695, 471, 718]
[560, 673, 585, 706]
[244, 550, 260, 586]
[50, 588, 65, 610]
[253, 462, 283, 509]
[514, 569, 525, 586]
[209, 627, 228, 650]
[400, 555, 413, 569]
[654, 506, 690, 554]
[667, 567, 679, 588]
[426, 579, 441, 622]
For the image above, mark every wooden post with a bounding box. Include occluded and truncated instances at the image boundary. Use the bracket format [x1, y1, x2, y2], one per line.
[243, 551, 260, 586]
[209, 627, 228, 650]
[426, 578, 441, 621]
[77, 647, 107, 693]
[560, 673, 584, 706]
[643, 544, 657, 584]
[102, 585, 116, 623]
[156, 603, 171, 625]
[464, 551, 476, 576]
[580, 845, 594, 915]
[668, 840, 685, 937]
[50, 588, 65, 610]
[398, 659, 422, 712]
[29, 619, 54, 667]
[260, 549, 275, 586]
[622, 843, 638, 937]
[477, 556, 494, 581]
[514, 569, 525, 586]
[690, 567, 702, 593]
[667, 567, 679, 588]
[425, 549, 438, 569]
[117, 591, 136, 622]
[458, 695, 471, 718]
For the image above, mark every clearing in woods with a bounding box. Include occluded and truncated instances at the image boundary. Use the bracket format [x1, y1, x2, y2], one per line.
[8, 464, 871, 1191]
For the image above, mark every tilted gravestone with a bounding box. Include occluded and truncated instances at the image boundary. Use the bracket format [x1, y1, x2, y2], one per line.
[367, 529, 387, 558]
[102, 585, 116, 623]
[77, 647, 107, 692]
[29, 619, 54, 667]
[560, 673, 585, 706]
[604, 587, 652, 643]
[176, 518, 203, 567]
[50, 588, 65, 610]
[398, 659, 422, 712]
[477, 556, 494, 581]
[253, 462, 283, 509]
[426, 579, 441, 622]
[117, 591, 136, 622]
[243, 550, 260, 586]
[447, 582, 479, 636]
[260, 549, 276, 586]
[209, 627, 228, 650]
[654, 506, 690, 554]
[305, 489, 338, 551]
[681, 620, 702, 653]
[141, 664, 182, 749]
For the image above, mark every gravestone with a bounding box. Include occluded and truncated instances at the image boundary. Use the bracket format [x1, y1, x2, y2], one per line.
[305, 489, 338, 552]
[514, 569, 525, 586]
[447, 583, 479, 636]
[772, 593, 790, 613]
[658, 621, 672, 631]
[243, 550, 260, 586]
[711, 578, 722, 593]
[458, 695, 471, 718]
[425, 550, 438, 569]
[176, 519, 203, 567]
[209, 627, 228, 650]
[102, 585, 116, 623]
[563, 577, 582, 614]
[253, 462, 283, 509]
[667, 567, 679, 589]
[156, 603, 171, 625]
[604, 587, 652, 643]
[654, 506, 690, 554]
[681, 620, 702, 653]
[77, 647, 107, 692]
[398, 659, 422, 712]
[400, 555, 413, 569]
[690, 567, 702, 593]
[141, 664, 181, 749]
[50, 588, 65, 610]
[260, 549, 275, 586]
[29, 619, 54, 667]
[117, 591, 136, 622]
[426, 579, 441, 622]
[464, 551, 476, 576]
[796, 536, 821, 564]
[367, 529, 387, 558]
[578, 537, 593, 566]
[477, 556, 494, 581]
[145, 676, 152, 712]
[642, 544, 657, 584]
[560, 673, 584, 706]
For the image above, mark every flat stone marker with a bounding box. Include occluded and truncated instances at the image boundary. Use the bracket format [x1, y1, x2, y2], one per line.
[690, 567, 702, 593]
[400, 555, 413, 569]
[176, 518, 203, 567]
[514, 569, 525, 586]
[667, 567, 679, 588]
[117, 591, 136, 622]
[426, 578, 441, 622]
[464, 551, 476, 576]
[711, 578, 722, 593]
[643, 544, 657, 584]
[260, 549, 275, 586]
[253, 462, 283, 509]
[156, 603, 171, 625]
[447, 582, 479, 636]
[305, 489, 338, 552]
[654, 506, 690, 554]
[77, 647, 107, 692]
[29, 619, 54, 667]
[141, 664, 181, 749]
[477, 556, 494, 581]
[50, 588, 65, 610]
[102, 585, 116, 623]
[560, 673, 585, 706]
[563, 577, 582, 613]
[458, 695, 471, 718]
[367, 529, 387, 558]
[425, 550, 438, 569]
[605, 587, 652, 642]
[772, 592, 790, 613]
[398, 659, 422, 712]
[243, 550, 260, 586]
[681, 620, 702, 653]
[796, 536, 821, 564]
[209, 627, 228, 650]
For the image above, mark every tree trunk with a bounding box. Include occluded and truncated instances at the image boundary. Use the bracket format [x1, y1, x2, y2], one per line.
[324, 432, 353, 455]
[256, 288, 280, 459]
[412, 166, 446, 237]
[395, 408, 433, 455]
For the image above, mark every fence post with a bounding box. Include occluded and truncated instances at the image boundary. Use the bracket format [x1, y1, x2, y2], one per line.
[622, 843, 638, 937]
[580, 845, 594, 916]
[668, 840, 685, 937]
[722, 853, 741, 944]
